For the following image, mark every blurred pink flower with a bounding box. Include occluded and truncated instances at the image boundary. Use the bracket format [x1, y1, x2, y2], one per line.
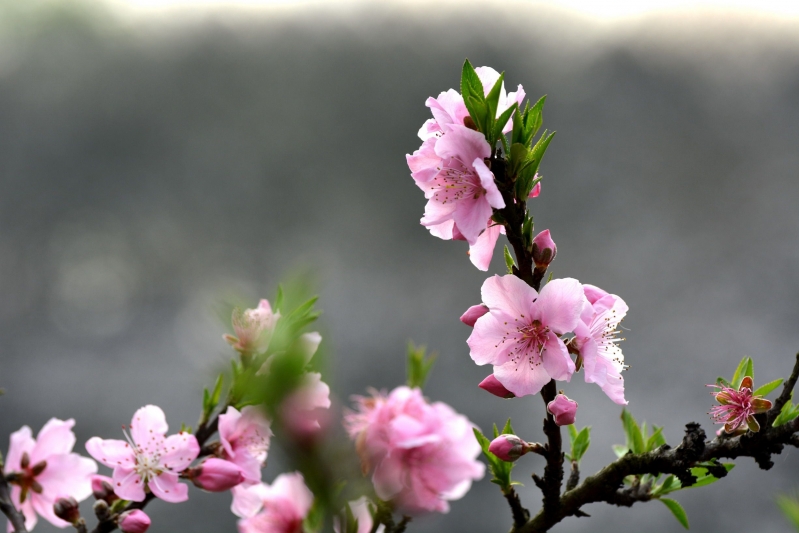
[4, 418, 97, 530]
[547, 394, 578, 426]
[333, 497, 383, 533]
[85, 405, 199, 503]
[467, 275, 584, 397]
[572, 284, 628, 405]
[224, 299, 280, 354]
[345, 386, 484, 515]
[281, 372, 332, 440]
[709, 376, 772, 434]
[236, 473, 313, 533]
[218, 406, 272, 484]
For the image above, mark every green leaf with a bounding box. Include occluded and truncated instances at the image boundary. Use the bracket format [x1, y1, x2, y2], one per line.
[571, 427, 591, 462]
[777, 494, 799, 531]
[731, 356, 753, 389]
[523, 131, 556, 180]
[509, 143, 530, 175]
[754, 378, 783, 397]
[273, 284, 284, 312]
[504, 245, 516, 274]
[568, 424, 578, 442]
[652, 475, 681, 496]
[527, 95, 546, 139]
[684, 463, 734, 489]
[773, 394, 799, 427]
[646, 426, 666, 451]
[521, 215, 534, 251]
[716, 376, 732, 388]
[484, 72, 505, 136]
[612, 444, 629, 459]
[501, 418, 514, 436]
[406, 342, 437, 389]
[210, 374, 224, 408]
[659, 498, 689, 529]
[461, 59, 484, 105]
[491, 102, 517, 146]
[621, 409, 645, 454]
[473, 427, 513, 490]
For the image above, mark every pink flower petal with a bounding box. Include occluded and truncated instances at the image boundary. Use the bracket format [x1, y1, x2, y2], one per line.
[468, 223, 503, 271]
[130, 405, 168, 448]
[542, 334, 575, 382]
[6, 426, 35, 471]
[473, 159, 505, 209]
[537, 278, 585, 334]
[112, 467, 146, 502]
[493, 357, 552, 397]
[149, 472, 188, 503]
[35, 453, 97, 502]
[31, 418, 76, 463]
[434, 124, 491, 169]
[85, 438, 135, 469]
[480, 275, 536, 319]
[230, 483, 269, 518]
[467, 311, 518, 366]
[159, 433, 200, 472]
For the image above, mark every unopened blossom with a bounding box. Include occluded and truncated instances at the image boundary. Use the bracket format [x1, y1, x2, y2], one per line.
[531, 229, 557, 269]
[218, 406, 272, 484]
[467, 275, 585, 397]
[709, 376, 772, 434]
[91, 474, 117, 503]
[478, 374, 515, 399]
[85, 405, 200, 503]
[236, 472, 314, 533]
[53, 496, 81, 525]
[488, 434, 534, 462]
[280, 372, 332, 440]
[189, 458, 245, 492]
[118, 510, 151, 533]
[572, 284, 629, 405]
[528, 179, 542, 198]
[333, 497, 383, 533]
[460, 305, 489, 328]
[413, 124, 505, 245]
[345, 386, 484, 514]
[547, 394, 578, 426]
[4, 418, 97, 530]
[224, 299, 280, 354]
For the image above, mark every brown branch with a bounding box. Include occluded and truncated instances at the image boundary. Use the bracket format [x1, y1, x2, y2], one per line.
[0, 466, 27, 532]
[538, 381, 564, 521]
[503, 488, 530, 529]
[565, 461, 580, 492]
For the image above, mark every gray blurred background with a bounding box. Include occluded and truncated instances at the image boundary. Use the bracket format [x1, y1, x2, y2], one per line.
[1, 0, 799, 531]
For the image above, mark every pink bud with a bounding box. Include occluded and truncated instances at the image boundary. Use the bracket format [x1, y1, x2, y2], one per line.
[91, 474, 117, 503]
[119, 510, 151, 533]
[488, 434, 530, 462]
[478, 374, 515, 398]
[547, 394, 578, 426]
[460, 305, 489, 327]
[531, 229, 557, 268]
[528, 180, 541, 198]
[190, 458, 245, 492]
[53, 496, 80, 525]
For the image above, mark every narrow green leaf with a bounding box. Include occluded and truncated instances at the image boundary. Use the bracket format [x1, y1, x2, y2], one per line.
[647, 426, 666, 452]
[202, 388, 211, 413]
[621, 409, 645, 454]
[501, 418, 514, 436]
[777, 494, 799, 530]
[685, 463, 734, 489]
[612, 444, 629, 459]
[504, 245, 516, 274]
[659, 498, 689, 529]
[571, 427, 591, 462]
[210, 374, 224, 407]
[406, 342, 436, 389]
[492, 102, 517, 146]
[568, 424, 578, 442]
[716, 376, 732, 388]
[274, 285, 284, 312]
[527, 95, 547, 140]
[485, 72, 505, 134]
[731, 356, 752, 388]
[754, 378, 783, 397]
[652, 474, 681, 496]
[510, 143, 529, 175]
[773, 395, 799, 427]
[460, 59, 484, 104]
[523, 131, 556, 181]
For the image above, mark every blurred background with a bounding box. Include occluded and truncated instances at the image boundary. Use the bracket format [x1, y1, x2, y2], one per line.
[1, 0, 799, 531]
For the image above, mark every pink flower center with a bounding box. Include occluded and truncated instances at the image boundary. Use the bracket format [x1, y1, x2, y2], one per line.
[10, 453, 47, 503]
[430, 161, 484, 205]
[511, 319, 549, 369]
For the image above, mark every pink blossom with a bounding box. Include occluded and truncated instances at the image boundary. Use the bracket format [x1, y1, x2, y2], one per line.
[411, 124, 505, 245]
[467, 275, 585, 397]
[528, 180, 541, 198]
[236, 472, 314, 533]
[118, 510, 151, 533]
[85, 405, 200, 503]
[531, 229, 557, 268]
[3, 418, 97, 530]
[709, 376, 772, 434]
[224, 299, 280, 354]
[478, 374, 515, 399]
[572, 284, 629, 405]
[190, 458, 245, 492]
[420, 66, 525, 141]
[280, 372, 332, 440]
[218, 406, 272, 484]
[345, 386, 484, 514]
[333, 497, 383, 533]
[488, 434, 533, 462]
[547, 394, 578, 426]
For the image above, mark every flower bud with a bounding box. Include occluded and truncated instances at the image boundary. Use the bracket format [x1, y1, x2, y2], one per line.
[91, 474, 117, 503]
[460, 305, 489, 327]
[478, 374, 515, 399]
[190, 458, 245, 492]
[118, 510, 151, 533]
[528, 179, 541, 198]
[488, 434, 531, 462]
[531, 229, 557, 268]
[547, 394, 578, 426]
[53, 496, 81, 525]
